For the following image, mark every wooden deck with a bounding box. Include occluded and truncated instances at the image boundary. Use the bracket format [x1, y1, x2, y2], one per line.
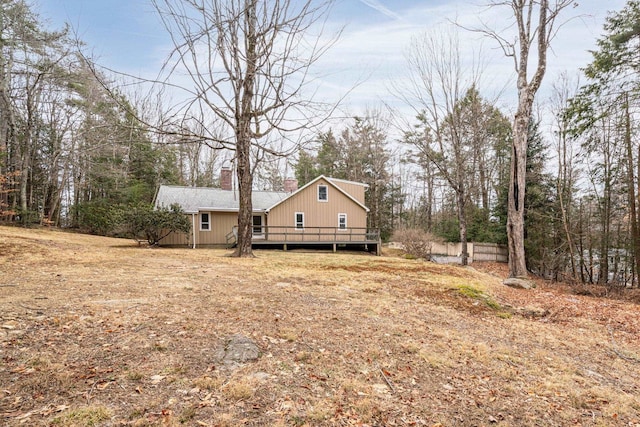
[226, 226, 381, 255]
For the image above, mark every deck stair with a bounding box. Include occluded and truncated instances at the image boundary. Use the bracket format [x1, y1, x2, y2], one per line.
[225, 227, 238, 248]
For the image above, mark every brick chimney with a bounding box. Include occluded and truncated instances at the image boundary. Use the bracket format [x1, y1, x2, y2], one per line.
[283, 177, 298, 193]
[220, 167, 232, 191]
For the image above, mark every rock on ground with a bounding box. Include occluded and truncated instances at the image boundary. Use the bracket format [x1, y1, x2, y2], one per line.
[503, 277, 535, 289]
[216, 334, 261, 366]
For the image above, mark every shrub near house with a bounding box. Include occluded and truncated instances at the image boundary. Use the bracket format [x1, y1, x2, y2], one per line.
[122, 203, 190, 246]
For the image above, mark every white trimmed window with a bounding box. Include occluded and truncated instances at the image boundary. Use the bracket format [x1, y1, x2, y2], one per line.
[295, 212, 304, 230]
[200, 212, 210, 231]
[317, 184, 328, 202]
[338, 213, 347, 230]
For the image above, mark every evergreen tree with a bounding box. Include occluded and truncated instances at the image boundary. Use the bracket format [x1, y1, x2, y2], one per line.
[294, 149, 318, 187]
[293, 115, 394, 240]
[523, 121, 556, 276]
[565, 0, 640, 286]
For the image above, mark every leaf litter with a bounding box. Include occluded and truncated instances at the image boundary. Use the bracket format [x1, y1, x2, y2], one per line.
[0, 226, 639, 426]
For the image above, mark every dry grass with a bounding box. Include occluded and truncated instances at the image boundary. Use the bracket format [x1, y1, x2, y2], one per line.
[1, 225, 640, 426]
[51, 406, 113, 426]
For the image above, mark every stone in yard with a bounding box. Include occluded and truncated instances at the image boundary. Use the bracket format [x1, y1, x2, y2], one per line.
[217, 334, 261, 365]
[503, 277, 535, 289]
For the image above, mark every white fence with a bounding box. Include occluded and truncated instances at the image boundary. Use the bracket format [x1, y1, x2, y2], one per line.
[390, 241, 508, 263]
[431, 242, 507, 263]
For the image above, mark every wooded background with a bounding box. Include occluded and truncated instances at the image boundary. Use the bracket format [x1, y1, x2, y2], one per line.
[2, 0, 640, 287]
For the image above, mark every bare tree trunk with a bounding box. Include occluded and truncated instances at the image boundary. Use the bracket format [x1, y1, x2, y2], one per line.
[0, 53, 18, 215]
[19, 84, 38, 214]
[558, 138, 577, 281]
[19, 79, 42, 215]
[457, 188, 469, 266]
[478, 157, 489, 214]
[18, 133, 30, 212]
[637, 139, 640, 287]
[507, 107, 529, 277]
[551, 74, 578, 281]
[425, 169, 433, 231]
[233, 0, 257, 257]
[235, 141, 253, 256]
[624, 96, 640, 286]
[598, 124, 614, 285]
[483, 0, 574, 280]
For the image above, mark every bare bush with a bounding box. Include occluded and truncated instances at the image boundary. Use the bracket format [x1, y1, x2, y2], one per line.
[392, 229, 441, 260]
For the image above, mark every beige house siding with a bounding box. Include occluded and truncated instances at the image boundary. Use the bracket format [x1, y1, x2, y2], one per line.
[329, 180, 366, 205]
[159, 211, 238, 246]
[199, 211, 237, 245]
[159, 220, 191, 246]
[266, 178, 367, 242]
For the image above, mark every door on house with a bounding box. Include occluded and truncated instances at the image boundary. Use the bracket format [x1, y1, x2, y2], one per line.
[252, 215, 264, 237]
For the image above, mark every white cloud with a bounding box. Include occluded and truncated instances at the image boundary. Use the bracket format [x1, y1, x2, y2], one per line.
[39, 0, 628, 135]
[357, 0, 403, 20]
[316, 0, 626, 120]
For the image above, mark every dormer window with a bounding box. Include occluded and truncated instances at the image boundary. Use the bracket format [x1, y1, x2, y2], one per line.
[318, 184, 328, 202]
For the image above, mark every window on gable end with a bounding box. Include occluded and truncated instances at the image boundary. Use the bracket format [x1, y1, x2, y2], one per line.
[318, 184, 328, 202]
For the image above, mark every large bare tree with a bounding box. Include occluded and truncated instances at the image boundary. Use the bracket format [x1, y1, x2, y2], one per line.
[481, 0, 574, 278]
[395, 29, 489, 266]
[152, 0, 337, 257]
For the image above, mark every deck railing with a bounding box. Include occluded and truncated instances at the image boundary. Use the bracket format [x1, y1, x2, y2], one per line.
[263, 225, 378, 243]
[229, 225, 379, 243]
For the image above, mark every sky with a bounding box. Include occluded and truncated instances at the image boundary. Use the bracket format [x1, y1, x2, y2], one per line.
[35, 0, 629, 132]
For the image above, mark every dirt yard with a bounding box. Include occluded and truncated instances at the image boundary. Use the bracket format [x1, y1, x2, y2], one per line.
[1, 226, 639, 426]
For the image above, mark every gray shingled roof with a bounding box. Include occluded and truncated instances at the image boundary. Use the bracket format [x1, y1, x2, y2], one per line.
[154, 185, 289, 214]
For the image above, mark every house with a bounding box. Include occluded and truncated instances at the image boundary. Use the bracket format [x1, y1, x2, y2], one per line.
[154, 168, 380, 254]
